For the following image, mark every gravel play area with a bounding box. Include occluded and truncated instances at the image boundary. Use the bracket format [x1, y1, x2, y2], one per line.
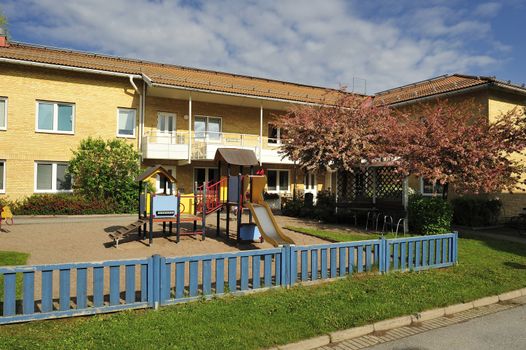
[0, 214, 329, 265]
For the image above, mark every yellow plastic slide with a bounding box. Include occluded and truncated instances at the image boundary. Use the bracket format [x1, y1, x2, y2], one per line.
[246, 176, 294, 247]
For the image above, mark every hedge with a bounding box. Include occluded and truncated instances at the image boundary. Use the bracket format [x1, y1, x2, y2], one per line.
[451, 196, 502, 227]
[1, 194, 124, 215]
[408, 194, 453, 235]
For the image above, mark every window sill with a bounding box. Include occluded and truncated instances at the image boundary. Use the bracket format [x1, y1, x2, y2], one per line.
[34, 190, 73, 194]
[117, 134, 136, 139]
[35, 130, 75, 135]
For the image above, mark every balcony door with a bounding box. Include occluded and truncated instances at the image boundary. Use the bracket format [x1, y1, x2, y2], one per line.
[157, 112, 176, 134]
[194, 116, 222, 143]
[304, 172, 317, 199]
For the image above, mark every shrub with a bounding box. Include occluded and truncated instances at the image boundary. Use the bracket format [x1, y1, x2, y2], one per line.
[281, 196, 304, 217]
[408, 194, 453, 235]
[451, 197, 502, 227]
[263, 192, 280, 200]
[10, 194, 117, 215]
[280, 190, 336, 221]
[313, 190, 336, 222]
[68, 137, 141, 213]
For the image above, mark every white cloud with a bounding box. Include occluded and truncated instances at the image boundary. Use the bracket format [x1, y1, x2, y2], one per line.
[474, 2, 502, 17]
[2, 0, 505, 93]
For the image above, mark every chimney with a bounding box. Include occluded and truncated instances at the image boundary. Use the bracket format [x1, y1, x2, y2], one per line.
[0, 28, 9, 47]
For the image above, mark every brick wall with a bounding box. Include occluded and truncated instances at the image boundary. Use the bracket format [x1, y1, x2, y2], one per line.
[0, 64, 139, 200]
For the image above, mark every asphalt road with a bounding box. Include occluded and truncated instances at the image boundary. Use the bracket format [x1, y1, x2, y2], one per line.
[368, 304, 526, 350]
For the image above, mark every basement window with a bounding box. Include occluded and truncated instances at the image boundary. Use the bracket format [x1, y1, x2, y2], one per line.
[36, 101, 74, 134]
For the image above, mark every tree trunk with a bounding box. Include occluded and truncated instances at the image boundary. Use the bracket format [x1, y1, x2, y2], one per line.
[442, 183, 449, 200]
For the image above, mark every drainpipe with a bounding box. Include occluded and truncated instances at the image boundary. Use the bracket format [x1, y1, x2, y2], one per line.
[128, 76, 143, 160]
[259, 105, 263, 164]
[188, 95, 192, 164]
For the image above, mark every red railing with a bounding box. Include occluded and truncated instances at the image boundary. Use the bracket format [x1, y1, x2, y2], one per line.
[195, 178, 227, 215]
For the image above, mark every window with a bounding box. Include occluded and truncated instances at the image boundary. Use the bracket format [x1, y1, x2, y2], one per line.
[0, 98, 6, 130]
[267, 169, 289, 192]
[157, 112, 176, 134]
[0, 160, 5, 193]
[304, 173, 316, 191]
[193, 167, 220, 187]
[268, 124, 281, 144]
[420, 178, 445, 196]
[156, 167, 176, 194]
[194, 116, 222, 142]
[36, 101, 74, 133]
[117, 108, 136, 137]
[35, 162, 72, 193]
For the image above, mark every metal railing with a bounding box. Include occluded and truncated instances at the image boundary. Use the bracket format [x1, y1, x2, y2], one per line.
[144, 130, 281, 147]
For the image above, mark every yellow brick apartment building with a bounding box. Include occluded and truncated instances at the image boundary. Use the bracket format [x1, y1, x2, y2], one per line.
[0, 39, 337, 201]
[1, 35, 525, 217]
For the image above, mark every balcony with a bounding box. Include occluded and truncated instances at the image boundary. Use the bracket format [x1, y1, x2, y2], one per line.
[142, 131, 291, 164]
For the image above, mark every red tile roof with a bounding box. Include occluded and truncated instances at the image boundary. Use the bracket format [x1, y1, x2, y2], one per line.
[375, 74, 526, 105]
[0, 42, 347, 104]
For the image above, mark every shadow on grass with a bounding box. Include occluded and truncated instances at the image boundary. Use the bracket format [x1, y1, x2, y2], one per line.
[503, 262, 526, 270]
[458, 231, 526, 259]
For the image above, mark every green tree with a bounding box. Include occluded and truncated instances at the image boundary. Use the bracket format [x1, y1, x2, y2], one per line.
[68, 138, 141, 212]
[0, 7, 8, 36]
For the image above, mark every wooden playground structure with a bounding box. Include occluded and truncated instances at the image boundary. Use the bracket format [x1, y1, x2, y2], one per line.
[109, 148, 294, 247]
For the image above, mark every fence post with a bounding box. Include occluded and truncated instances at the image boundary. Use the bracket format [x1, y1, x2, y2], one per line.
[383, 239, 390, 273]
[152, 254, 161, 310]
[289, 245, 297, 286]
[453, 231, 459, 264]
[282, 245, 290, 288]
[379, 238, 385, 274]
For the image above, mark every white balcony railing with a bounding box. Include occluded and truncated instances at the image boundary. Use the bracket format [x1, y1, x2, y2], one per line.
[142, 130, 289, 163]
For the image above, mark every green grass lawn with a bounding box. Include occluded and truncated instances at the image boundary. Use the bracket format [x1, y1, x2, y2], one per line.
[1, 233, 525, 349]
[0, 251, 29, 302]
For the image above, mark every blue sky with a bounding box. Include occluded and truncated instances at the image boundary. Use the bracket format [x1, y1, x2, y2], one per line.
[2, 0, 525, 93]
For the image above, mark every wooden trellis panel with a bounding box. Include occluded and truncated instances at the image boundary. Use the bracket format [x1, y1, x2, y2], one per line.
[337, 166, 403, 203]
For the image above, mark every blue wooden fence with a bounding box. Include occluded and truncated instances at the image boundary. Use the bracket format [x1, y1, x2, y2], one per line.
[0, 233, 458, 324]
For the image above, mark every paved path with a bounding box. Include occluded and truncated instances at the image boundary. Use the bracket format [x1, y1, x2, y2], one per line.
[368, 304, 526, 350]
[318, 297, 526, 350]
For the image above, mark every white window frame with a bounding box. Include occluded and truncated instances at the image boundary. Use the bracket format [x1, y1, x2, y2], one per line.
[117, 108, 137, 138]
[34, 162, 73, 193]
[194, 115, 222, 143]
[35, 100, 75, 134]
[267, 124, 282, 145]
[157, 112, 177, 134]
[266, 169, 290, 193]
[0, 160, 5, 194]
[0, 97, 7, 131]
[420, 177, 444, 197]
[156, 166, 177, 193]
[304, 172, 317, 191]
